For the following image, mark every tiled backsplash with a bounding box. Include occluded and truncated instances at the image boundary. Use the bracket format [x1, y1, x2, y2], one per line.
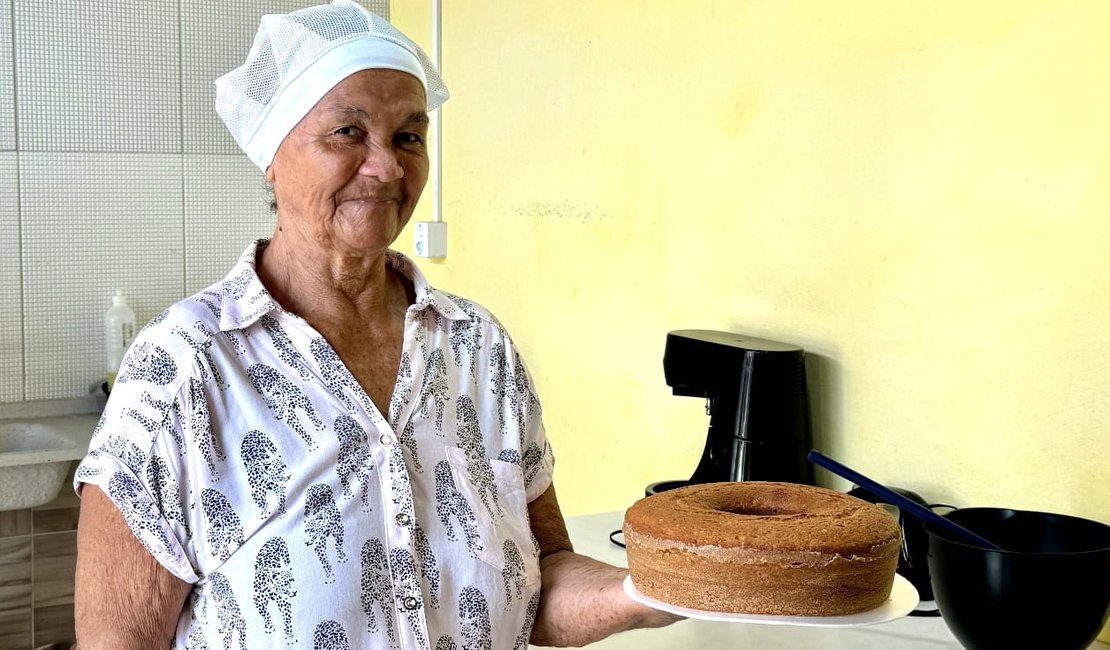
[0, 0, 388, 406]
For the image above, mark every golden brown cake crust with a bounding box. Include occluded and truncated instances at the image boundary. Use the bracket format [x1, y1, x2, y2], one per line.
[623, 481, 901, 616]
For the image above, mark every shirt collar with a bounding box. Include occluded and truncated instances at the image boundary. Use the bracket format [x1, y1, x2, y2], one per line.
[384, 250, 471, 322]
[214, 240, 470, 332]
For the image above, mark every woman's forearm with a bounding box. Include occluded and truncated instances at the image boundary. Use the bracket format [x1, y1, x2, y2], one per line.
[529, 550, 682, 647]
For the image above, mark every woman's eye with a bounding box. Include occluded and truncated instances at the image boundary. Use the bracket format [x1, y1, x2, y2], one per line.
[333, 126, 360, 137]
[396, 132, 425, 146]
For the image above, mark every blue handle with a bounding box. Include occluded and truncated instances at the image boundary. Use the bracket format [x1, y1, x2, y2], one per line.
[807, 450, 1004, 551]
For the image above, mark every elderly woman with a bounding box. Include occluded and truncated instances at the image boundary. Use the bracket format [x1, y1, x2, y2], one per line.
[72, 1, 677, 648]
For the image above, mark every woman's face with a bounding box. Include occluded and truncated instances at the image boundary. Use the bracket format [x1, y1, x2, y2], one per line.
[265, 68, 429, 258]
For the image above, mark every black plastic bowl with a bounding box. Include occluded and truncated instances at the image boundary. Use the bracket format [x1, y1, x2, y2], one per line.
[926, 507, 1110, 650]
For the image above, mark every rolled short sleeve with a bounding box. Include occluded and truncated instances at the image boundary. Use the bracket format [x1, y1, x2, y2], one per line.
[524, 438, 555, 503]
[505, 344, 555, 503]
[75, 337, 200, 584]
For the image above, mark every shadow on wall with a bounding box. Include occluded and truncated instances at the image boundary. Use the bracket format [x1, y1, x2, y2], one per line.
[803, 350, 842, 466]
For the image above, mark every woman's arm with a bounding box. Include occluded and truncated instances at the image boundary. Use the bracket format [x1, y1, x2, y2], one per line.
[74, 485, 192, 650]
[527, 484, 682, 647]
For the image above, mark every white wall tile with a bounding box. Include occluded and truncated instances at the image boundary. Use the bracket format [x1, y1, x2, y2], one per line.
[0, 0, 14, 150]
[184, 154, 274, 292]
[20, 153, 184, 400]
[181, 0, 390, 154]
[13, 0, 181, 152]
[0, 153, 21, 401]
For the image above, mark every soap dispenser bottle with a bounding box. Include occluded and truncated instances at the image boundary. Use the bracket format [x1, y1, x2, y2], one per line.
[104, 290, 136, 392]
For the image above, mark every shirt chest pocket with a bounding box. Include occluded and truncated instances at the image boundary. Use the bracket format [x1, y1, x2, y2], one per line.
[444, 445, 541, 586]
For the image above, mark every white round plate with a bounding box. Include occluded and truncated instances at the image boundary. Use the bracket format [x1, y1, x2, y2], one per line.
[623, 573, 920, 627]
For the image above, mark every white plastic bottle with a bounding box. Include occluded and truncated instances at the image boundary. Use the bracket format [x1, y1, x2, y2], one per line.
[104, 290, 136, 391]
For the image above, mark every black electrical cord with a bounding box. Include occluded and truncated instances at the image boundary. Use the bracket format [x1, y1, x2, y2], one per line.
[609, 529, 625, 548]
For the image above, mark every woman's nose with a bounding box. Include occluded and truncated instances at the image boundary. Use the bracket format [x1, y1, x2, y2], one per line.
[358, 144, 404, 182]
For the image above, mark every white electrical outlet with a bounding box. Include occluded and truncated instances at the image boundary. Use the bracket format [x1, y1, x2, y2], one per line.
[413, 221, 448, 258]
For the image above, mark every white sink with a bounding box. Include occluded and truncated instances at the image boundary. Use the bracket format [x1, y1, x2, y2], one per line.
[0, 414, 99, 511]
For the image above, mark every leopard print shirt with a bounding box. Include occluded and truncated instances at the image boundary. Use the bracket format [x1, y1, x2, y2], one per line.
[76, 240, 554, 649]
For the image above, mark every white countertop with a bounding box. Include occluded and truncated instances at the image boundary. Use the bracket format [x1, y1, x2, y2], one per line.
[543, 511, 1109, 650]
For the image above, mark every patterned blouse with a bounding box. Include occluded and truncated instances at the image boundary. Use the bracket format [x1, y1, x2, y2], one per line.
[75, 240, 555, 650]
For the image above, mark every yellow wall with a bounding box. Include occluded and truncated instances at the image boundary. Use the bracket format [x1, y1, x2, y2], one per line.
[392, 0, 1110, 519]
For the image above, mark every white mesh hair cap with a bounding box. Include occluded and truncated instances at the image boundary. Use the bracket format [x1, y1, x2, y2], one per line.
[215, 0, 449, 170]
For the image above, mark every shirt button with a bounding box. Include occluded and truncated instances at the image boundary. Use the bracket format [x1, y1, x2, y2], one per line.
[402, 596, 420, 611]
[379, 433, 394, 446]
[395, 513, 412, 526]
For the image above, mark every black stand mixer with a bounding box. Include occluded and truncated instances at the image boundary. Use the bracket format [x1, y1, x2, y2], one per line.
[646, 330, 815, 495]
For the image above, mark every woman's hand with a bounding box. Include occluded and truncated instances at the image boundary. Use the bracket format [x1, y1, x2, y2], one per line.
[526, 485, 684, 647]
[530, 550, 684, 647]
